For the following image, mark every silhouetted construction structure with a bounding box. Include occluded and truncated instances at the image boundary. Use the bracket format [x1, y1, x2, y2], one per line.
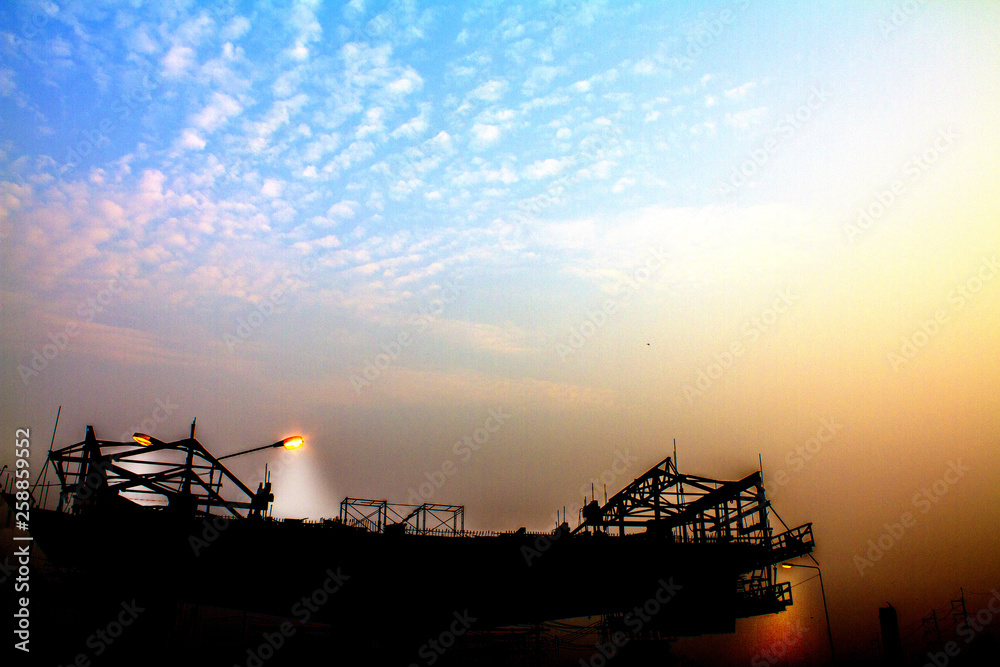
[11, 423, 817, 665]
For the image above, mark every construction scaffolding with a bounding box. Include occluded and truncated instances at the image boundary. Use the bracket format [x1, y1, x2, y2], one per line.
[339, 497, 465, 535]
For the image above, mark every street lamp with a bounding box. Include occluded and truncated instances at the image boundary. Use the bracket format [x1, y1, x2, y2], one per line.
[216, 436, 305, 461]
[132, 433, 161, 446]
[782, 561, 836, 664]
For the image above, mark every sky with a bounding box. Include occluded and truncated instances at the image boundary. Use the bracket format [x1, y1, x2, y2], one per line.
[2, 0, 999, 663]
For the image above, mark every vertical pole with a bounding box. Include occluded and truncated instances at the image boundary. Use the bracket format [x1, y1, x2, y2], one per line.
[960, 588, 969, 628]
[817, 568, 836, 664]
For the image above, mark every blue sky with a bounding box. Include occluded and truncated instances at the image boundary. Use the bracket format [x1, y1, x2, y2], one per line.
[2, 1, 1000, 663]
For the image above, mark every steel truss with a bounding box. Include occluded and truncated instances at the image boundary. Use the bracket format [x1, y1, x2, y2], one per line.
[573, 455, 814, 615]
[48, 425, 270, 519]
[339, 497, 465, 535]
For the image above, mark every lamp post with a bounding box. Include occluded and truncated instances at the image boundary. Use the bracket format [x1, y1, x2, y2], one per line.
[781, 562, 836, 664]
[215, 436, 304, 461]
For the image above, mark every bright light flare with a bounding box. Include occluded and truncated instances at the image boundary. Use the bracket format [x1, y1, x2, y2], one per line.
[281, 436, 304, 449]
[133, 433, 153, 446]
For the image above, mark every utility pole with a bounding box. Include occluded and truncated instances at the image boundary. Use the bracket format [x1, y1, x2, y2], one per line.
[951, 588, 970, 629]
[922, 609, 943, 653]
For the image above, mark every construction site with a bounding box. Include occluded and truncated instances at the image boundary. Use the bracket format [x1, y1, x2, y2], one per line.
[2, 420, 816, 666]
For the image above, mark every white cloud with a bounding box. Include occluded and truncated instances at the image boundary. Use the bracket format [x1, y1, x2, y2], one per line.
[302, 133, 341, 163]
[390, 105, 430, 139]
[522, 65, 564, 95]
[325, 141, 375, 174]
[633, 58, 656, 74]
[724, 107, 768, 130]
[525, 157, 570, 180]
[128, 27, 158, 55]
[469, 124, 500, 149]
[724, 81, 757, 99]
[246, 94, 309, 152]
[191, 93, 243, 132]
[356, 107, 385, 139]
[178, 129, 206, 150]
[386, 70, 423, 96]
[222, 16, 252, 41]
[470, 79, 508, 102]
[287, 0, 323, 60]
[262, 179, 284, 198]
[428, 131, 453, 150]
[612, 177, 634, 193]
[327, 201, 358, 219]
[162, 46, 196, 78]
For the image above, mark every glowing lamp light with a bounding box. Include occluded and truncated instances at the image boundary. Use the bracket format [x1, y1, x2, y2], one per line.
[133, 433, 153, 446]
[781, 563, 793, 569]
[281, 436, 304, 450]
